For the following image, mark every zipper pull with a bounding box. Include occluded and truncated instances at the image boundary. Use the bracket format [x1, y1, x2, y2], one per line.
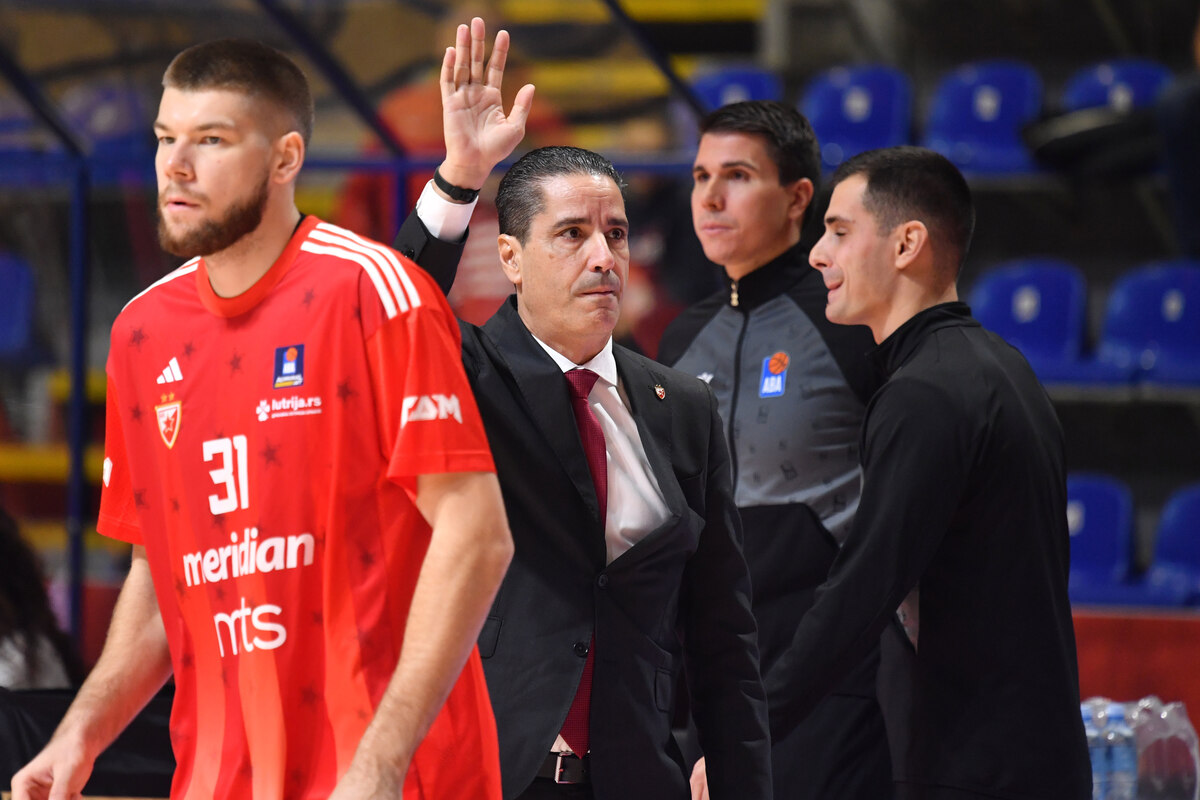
[730, 279, 739, 307]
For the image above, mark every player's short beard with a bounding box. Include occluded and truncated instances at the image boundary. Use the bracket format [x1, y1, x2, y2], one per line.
[157, 175, 270, 258]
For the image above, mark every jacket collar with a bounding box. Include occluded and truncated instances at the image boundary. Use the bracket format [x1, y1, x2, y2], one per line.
[725, 243, 810, 310]
[872, 301, 978, 378]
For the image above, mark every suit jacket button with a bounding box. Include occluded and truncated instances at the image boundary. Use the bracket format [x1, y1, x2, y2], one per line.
[597, 574, 609, 588]
[573, 641, 589, 657]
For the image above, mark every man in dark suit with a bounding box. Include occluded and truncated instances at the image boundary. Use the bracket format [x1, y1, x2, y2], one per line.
[397, 145, 771, 800]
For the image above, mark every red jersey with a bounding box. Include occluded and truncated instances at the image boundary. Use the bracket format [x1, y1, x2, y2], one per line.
[98, 216, 502, 800]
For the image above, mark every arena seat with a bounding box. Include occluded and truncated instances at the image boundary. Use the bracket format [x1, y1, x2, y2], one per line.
[799, 64, 911, 172]
[690, 65, 783, 113]
[1136, 484, 1200, 606]
[59, 79, 154, 184]
[59, 79, 150, 155]
[921, 59, 1043, 174]
[967, 258, 1091, 383]
[1062, 59, 1174, 112]
[1065, 473, 1137, 604]
[1099, 261, 1200, 385]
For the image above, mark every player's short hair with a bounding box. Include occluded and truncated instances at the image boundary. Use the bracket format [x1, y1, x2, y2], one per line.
[700, 100, 821, 189]
[163, 39, 314, 145]
[832, 146, 976, 277]
[496, 146, 626, 244]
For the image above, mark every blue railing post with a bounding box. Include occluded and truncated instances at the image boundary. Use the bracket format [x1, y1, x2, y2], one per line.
[0, 40, 91, 640]
[66, 159, 90, 640]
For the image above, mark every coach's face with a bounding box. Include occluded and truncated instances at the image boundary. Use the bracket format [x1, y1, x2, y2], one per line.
[498, 173, 630, 365]
[154, 87, 276, 258]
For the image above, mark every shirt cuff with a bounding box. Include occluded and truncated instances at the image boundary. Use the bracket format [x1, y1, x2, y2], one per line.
[414, 179, 477, 242]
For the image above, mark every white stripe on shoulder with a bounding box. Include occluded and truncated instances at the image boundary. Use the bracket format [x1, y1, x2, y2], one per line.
[299, 241, 399, 319]
[122, 259, 201, 312]
[307, 228, 408, 314]
[313, 222, 423, 311]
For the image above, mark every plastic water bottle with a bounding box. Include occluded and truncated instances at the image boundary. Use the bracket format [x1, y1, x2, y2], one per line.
[1107, 702, 1138, 800]
[1133, 696, 1171, 800]
[1161, 702, 1199, 800]
[1083, 702, 1109, 800]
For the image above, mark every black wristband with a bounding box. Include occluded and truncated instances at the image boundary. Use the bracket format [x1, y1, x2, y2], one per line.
[433, 167, 480, 203]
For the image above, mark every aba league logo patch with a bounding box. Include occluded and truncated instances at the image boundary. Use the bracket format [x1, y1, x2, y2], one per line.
[759, 351, 789, 398]
[155, 394, 181, 449]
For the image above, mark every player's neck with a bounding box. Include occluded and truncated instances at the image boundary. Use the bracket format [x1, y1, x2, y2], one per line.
[204, 202, 303, 298]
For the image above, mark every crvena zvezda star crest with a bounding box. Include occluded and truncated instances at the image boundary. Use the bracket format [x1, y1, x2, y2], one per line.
[156, 395, 181, 449]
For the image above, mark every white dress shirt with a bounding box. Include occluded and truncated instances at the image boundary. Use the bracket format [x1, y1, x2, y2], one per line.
[531, 335, 672, 565]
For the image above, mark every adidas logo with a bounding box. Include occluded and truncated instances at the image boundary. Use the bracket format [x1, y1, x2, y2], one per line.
[156, 357, 183, 385]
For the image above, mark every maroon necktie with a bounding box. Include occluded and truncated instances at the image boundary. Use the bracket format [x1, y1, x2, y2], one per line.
[561, 368, 606, 755]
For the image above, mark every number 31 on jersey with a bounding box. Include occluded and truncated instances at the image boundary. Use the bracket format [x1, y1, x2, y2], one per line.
[204, 435, 249, 515]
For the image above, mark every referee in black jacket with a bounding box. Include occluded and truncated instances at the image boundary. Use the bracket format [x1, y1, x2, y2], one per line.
[766, 146, 1091, 800]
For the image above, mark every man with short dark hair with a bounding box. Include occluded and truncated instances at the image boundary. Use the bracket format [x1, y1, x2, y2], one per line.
[13, 22, 530, 800]
[657, 100, 890, 800]
[768, 145, 1091, 800]
[404, 143, 771, 799]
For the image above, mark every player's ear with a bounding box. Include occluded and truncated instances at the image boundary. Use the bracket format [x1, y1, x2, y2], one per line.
[498, 234, 522, 288]
[273, 131, 304, 184]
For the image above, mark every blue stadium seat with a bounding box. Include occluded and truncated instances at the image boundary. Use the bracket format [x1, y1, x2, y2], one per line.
[1062, 59, 1174, 113]
[58, 80, 154, 184]
[1099, 261, 1200, 385]
[0, 253, 35, 364]
[59, 79, 151, 156]
[1065, 473, 1136, 604]
[922, 59, 1043, 174]
[968, 258, 1089, 383]
[800, 64, 912, 172]
[690, 65, 783, 113]
[1137, 484, 1200, 606]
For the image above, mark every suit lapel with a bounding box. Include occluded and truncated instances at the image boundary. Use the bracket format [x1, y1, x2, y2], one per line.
[483, 300, 607, 561]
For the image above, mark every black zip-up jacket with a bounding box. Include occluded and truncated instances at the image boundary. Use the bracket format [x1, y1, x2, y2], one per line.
[766, 303, 1091, 800]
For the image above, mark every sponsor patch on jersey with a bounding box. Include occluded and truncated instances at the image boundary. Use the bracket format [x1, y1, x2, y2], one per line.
[759, 351, 789, 398]
[256, 394, 323, 422]
[400, 394, 462, 427]
[155, 396, 182, 449]
[273, 344, 305, 389]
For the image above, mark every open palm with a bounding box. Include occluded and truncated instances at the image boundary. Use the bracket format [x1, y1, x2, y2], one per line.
[439, 17, 535, 190]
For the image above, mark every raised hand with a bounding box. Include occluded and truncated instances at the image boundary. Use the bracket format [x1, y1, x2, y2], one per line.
[437, 16, 535, 194]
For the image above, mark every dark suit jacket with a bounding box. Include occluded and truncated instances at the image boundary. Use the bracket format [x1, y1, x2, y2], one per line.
[396, 215, 771, 800]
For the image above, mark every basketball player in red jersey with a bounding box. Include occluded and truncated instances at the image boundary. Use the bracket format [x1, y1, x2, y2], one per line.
[13, 18, 530, 800]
